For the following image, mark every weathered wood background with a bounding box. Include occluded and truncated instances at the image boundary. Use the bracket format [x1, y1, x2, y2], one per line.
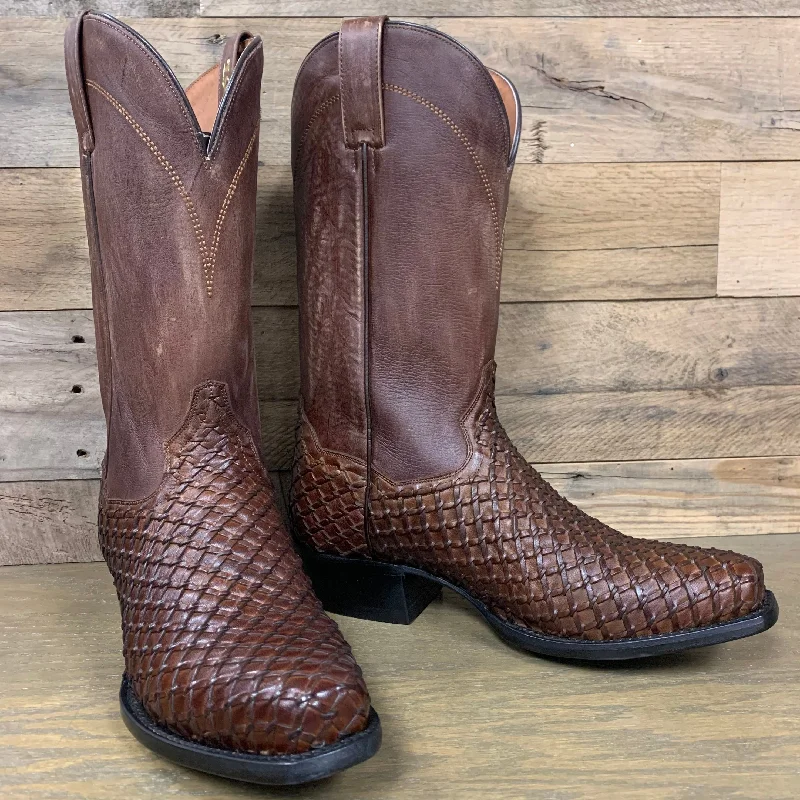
[1, 1, 799, 565]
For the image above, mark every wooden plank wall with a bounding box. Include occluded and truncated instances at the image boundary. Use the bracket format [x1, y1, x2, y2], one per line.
[1, 1, 799, 564]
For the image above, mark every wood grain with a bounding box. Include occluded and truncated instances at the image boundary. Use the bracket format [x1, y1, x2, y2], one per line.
[0, 535, 797, 799]
[6, 1, 800, 16]
[0, 310, 106, 480]
[0, 472, 288, 566]
[11, 374, 800, 474]
[4, 300, 799, 476]
[540, 455, 800, 538]
[0, 164, 719, 311]
[503, 244, 718, 303]
[718, 162, 800, 297]
[201, 0, 800, 14]
[501, 385, 800, 464]
[0, 479, 101, 565]
[495, 297, 800, 395]
[4, 456, 798, 565]
[504, 162, 720, 251]
[6, 17, 800, 167]
[0, 1, 199, 14]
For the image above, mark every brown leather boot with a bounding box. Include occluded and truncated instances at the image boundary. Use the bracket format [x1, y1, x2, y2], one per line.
[290, 17, 778, 660]
[65, 12, 379, 783]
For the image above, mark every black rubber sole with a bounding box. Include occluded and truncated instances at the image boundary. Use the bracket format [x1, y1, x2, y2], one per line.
[119, 678, 382, 785]
[302, 548, 779, 661]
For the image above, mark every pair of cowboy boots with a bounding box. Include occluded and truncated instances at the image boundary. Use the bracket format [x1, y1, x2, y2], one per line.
[66, 12, 778, 786]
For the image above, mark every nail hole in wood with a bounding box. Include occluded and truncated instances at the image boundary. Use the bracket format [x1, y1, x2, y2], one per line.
[76, 449, 88, 458]
[72, 335, 85, 343]
[71, 385, 83, 394]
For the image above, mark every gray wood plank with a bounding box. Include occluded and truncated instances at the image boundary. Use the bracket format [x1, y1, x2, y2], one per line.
[3, 303, 800, 477]
[5, 17, 800, 166]
[0, 1, 199, 14]
[501, 384, 800, 463]
[718, 161, 800, 297]
[203, 1, 800, 16]
[0, 164, 718, 311]
[5, 1, 800, 16]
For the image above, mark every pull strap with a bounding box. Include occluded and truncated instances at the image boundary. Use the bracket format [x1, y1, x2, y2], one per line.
[64, 11, 94, 154]
[218, 31, 251, 102]
[339, 16, 387, 149]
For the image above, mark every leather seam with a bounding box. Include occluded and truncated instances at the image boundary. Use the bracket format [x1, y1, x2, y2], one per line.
[294, 26, 507, 155]
[384, 83, 503, 290]
[83, 152, 112, 460]
[102, 380, 266, 508]
[374, 361, 495, 492]
[296, 93, 339, 156]
[372, 21, 384, 145]
[84, 16, 200, 152]
[297, 364, 493, 490]
[360, 142, 375, 555]
[68, 17, 94, 152]
[387, 23, 508, 152]
[207, 41, 261, 157]
[298, 406, 369, 470]
[339, 36, 351, 148]
[85, 80, 256, 298]
[207, 128, 259, 294]
[300, 361, 493, 492]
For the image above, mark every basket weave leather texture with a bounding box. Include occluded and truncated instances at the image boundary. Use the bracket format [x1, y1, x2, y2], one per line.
[100, 382, 371, 753]
[293, 369, 765, 641]
[66, 11, 375, 759]
[292, 412, 370, 558]
[291, 19, 768, 643]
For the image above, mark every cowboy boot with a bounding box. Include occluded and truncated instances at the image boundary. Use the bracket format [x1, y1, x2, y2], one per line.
[290, 17, 778, 660]
[65, 12, 379, 783]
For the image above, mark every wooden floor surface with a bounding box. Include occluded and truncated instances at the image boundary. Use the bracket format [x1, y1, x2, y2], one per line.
[0, 534, 798, 799]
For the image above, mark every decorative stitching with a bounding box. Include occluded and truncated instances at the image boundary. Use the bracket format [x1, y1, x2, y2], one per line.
[339, 32, 350, 147]
[293, 26, 508, 157]
[373, 21, 384, 144]
[67, 23, 93, 152]
[207, 131, 257, 293]
[296, 94, 340, 155]
[383, 83, 503, 290]
[86, 16, 201, 154]
[206, 40, 260, 158]
[86, 80, 257, 298]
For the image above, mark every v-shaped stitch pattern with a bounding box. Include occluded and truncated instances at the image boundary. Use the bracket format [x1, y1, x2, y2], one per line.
[86, 80, 257, 297]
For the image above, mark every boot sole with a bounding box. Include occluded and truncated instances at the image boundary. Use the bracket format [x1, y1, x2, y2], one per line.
[301, 548, 779, 661]
[119, 677, 381, 785]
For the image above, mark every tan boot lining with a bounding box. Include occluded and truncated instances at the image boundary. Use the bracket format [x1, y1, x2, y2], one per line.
[488, 69, 519, 147]
[186, 65, 221, 133]
[185, 35, 253, 133]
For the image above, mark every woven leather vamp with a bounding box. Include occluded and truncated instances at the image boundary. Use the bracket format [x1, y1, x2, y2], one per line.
[293, 377, 765, 642]
[291, 414, 370, 557]
[100, 382, 370, 754]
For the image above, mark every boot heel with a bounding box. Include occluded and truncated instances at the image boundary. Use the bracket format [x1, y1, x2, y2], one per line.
[301, 549, 442, 625]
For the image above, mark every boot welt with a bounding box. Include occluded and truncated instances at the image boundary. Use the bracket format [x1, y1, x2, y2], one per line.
[300, 548, 779, 661]
[119, 678, 382, 785]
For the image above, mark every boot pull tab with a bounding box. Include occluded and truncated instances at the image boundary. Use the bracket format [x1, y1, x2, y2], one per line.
[339, 16, 387, 149]
[64, 11, 94, 154]
[218, 31, 252, 103]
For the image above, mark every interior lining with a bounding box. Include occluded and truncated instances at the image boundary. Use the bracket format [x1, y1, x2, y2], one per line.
[184, 34, 253, 134]
[185, 65, 220, 133]
[488, 68, 519, 148]
[187, 38, 518, 153]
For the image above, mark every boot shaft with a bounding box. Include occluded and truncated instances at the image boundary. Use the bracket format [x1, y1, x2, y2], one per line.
[292, 18, 520, 485]
[65, 12, 263, 500]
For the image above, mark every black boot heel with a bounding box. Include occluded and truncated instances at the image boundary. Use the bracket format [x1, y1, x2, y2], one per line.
[300, 548, 442, 625]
